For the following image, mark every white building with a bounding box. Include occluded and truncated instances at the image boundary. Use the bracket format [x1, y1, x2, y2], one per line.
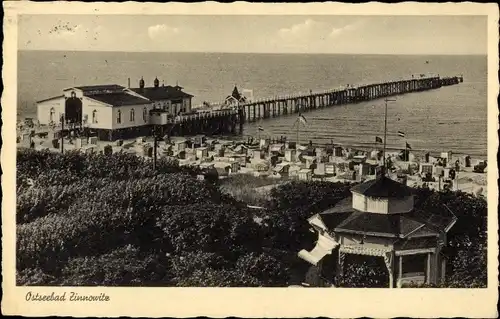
[129, 77, 193, 116]
[36, 78, 194, 141]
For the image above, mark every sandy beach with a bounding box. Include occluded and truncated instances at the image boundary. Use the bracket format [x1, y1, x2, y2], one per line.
[17, 130, 488, 199]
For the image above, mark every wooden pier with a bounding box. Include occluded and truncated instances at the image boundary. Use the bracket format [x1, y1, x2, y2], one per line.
[239, 75, 463, 123]
[158, 109, 241, 137]
[22, 74, 463, 141]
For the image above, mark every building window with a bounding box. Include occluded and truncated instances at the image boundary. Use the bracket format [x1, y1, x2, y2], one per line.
[49, 108, 55, 123]
[92, 110, 98, 123]
[117, 110, 121, 124]
[143, 107, 148, 122]
[130, 109, 135, 122]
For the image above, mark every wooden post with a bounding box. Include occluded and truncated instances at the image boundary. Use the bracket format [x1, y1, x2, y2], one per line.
[336, 250, 345, 286]
[388, 268, 394, 288]
[153, 126, 158, 170]
[426, 253, 432, 284]
[384, 251, 394, 288]
[60, 114, 65, 154]
[441, 256, 446, 284]
[398, 255, 403, 288]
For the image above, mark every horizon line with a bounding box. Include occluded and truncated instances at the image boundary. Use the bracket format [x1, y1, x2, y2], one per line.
[18, 49, 487, 56]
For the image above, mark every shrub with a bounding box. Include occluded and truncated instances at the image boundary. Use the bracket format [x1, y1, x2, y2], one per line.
[15, 149, 488, 288]
[59, 245, 168, 286]
[268, 180, 352, 212]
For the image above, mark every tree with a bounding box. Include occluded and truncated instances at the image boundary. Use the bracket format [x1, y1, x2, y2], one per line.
[447, 233, 487, 287]
[235, 252, 290, 286]
[263, 181, 351, 252]
[338, 255, 388, 288]
[268, 180, 351, 212]
[155, 203, 263, 258]
[59, 245, 169, 286]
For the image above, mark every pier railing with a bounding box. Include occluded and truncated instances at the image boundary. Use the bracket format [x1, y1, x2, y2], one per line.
[23, 74, 463, 139]
[151, 108, 239, 125]
[237, 74, 463, 122]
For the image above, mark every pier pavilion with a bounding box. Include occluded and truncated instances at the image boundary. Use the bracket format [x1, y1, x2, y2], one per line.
[298, 174, 457, 288]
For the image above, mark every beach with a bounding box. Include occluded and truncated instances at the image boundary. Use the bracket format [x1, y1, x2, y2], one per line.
[17, 131, 488, 198]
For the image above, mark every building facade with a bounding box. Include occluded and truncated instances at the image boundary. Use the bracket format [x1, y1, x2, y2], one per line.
[36, 78, 194, 141]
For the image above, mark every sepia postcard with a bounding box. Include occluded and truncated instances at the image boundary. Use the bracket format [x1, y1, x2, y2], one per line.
[2, 1, 499, 318]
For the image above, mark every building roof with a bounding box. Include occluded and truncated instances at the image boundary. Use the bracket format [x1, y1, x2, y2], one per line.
[395, 237, 438, 251]
[406, 224, 440, 238]
[350, 175, 413, 198]
[88, 92, 151, 107]
[317, 196, 452, 238]
[226, 86, 247, 103]
[36, 95, 65, 103]
[130, 85, 193, 101]
[333, 211, 427, 238]
[72, 84, 126, 93]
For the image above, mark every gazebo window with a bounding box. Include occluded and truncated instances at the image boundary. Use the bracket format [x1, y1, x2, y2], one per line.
[402, 254, 426, 274]
[130, 109, 135, 122]
[117, 110, 121, 124]
[92, 110, 98, 123]
[143, 107, 148, 122]
[49, 108, 55, 123]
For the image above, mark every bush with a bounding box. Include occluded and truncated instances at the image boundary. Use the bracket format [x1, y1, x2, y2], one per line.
[59, 245, 168, 286]
[268, 180, 351, 212]
[16, 149, 488, 288]
[338, 255, 388, 288]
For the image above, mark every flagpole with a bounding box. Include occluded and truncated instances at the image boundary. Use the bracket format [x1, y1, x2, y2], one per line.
[296, 120, 299, 146]
[296, 114, 300, 146]
[383, 100, 388, 169]
[405, 140, 408, 161]
[383, 99, 396, 173]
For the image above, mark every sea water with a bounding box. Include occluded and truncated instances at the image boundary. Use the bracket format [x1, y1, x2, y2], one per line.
[17, 51, 487, 156]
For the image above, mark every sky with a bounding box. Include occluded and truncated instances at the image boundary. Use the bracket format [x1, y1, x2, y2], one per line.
[18, 15, 487, 55]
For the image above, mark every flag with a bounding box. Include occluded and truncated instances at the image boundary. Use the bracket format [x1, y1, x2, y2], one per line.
[258, 126, 264, 131]
[397, 131, 406, 138]
[406, 142, 412, 149]
[375, 136, 383, 143]
[298, 114, 307, 125]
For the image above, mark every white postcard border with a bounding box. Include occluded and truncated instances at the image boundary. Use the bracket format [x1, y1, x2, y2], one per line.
[2, 2, 499, 318]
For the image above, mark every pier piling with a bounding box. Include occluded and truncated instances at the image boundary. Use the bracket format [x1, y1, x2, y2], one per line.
[144, 74, 463, 140]
[241, 74, 463, 123]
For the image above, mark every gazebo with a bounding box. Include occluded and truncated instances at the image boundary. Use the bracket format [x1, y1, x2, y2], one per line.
[298, 174, 457, 288]
[225, 86, 247, 107]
